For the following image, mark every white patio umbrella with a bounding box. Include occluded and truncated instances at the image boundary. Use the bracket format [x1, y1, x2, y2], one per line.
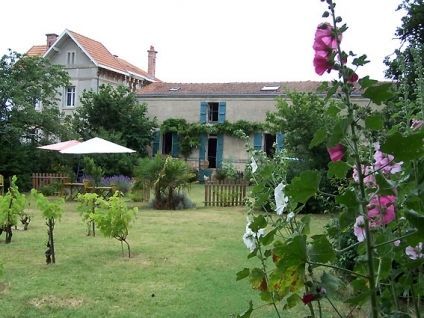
[60, 137, 136, 154]
[37, 140, 81, 151]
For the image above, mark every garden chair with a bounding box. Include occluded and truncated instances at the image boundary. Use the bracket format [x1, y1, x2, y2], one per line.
[0, 174, 4, 195]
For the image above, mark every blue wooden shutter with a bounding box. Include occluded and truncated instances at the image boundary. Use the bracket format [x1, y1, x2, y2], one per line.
[171, 133, 180, 157]
[218, 102, 226, 124]
[253, 133, 263, 150]
[276, 132, 285, 151]
[152, 130, 160, 155]
[199, 134, 207, 160]
[216, 134, 224, 168]
[200, 102, 208, 123]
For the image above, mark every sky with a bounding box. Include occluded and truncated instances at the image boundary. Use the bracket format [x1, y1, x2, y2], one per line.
[1, 0, 404, 83]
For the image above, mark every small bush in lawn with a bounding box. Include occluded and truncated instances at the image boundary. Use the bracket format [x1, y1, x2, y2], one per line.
[39, 182, 61, 197]
[215, 160, 238, 181]
[101, 175, 133, 194]
[148, 192, 195, 210]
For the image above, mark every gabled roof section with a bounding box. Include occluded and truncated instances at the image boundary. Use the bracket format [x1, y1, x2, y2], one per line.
[138, 81, 362, 97]
[41, 29, 159, 82]
[26, 45, 48, 56]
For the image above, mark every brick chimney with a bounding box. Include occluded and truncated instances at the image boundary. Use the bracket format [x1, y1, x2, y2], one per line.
[147, 45, 157, 78]
[46, 33, 58, 48]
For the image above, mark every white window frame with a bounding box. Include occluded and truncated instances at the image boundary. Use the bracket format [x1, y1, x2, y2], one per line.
[65, 86, 76, 107]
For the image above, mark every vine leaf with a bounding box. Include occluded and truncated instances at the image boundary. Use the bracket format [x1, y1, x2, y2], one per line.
[327, 161, 351, 179]
[286, 170, 321, 204]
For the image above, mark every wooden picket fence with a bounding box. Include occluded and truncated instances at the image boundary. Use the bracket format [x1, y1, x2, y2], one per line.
[204, 180, 248, 207]
[32, 173, 70, 190]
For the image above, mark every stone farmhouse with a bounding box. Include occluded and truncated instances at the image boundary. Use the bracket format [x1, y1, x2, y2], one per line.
[28, 31, 369, 176]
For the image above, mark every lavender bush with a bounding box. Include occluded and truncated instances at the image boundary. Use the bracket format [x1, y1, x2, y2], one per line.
[101, 175, 133, 194]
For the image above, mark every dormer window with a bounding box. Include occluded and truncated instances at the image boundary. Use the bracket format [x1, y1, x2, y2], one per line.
[67, 51, 75, 65]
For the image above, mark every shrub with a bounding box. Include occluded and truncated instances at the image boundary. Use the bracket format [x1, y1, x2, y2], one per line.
[148, 192, 195, 210]
[101, 175, 133, 194]
[39, 182, 61, 196]
[215, 160, 239, 181]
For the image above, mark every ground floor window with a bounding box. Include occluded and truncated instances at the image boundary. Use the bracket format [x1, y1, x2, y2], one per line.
[208, 135, 217, 168]
[162, 132, 172, 155]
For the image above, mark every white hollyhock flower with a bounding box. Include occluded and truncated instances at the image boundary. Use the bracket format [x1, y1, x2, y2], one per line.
[405, 242, 423, 260]
[274, 183, 289, 215]
[250, 157, 258, 174]
[242, 220, 265, 252]
[287, 212, 295, 221]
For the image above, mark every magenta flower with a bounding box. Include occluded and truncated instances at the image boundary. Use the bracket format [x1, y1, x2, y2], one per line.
[313, 50, 333, 75]
[373, 145, 403, 174]
[353, 215, 366, 242]
[405, 243, 423, 260]
[327, 144, 344, 162]
[313, 23, 340, 51]
[367, 195, 396, 228]
[352, 165, 376, 187]
[302, 293, 316, 305]
[347, 72, 359, 83]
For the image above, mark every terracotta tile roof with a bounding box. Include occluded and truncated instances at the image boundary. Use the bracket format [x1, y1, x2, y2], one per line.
[26, 45, 47, 56]
[137, 81, 362, 97]
[27, 30, 158, 82]
[116, 56, 160, 82]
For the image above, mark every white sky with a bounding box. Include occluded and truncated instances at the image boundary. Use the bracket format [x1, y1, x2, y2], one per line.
[1, 0, 403, 83]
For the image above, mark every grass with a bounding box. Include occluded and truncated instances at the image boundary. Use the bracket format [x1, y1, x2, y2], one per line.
[0, 184, 335, 318]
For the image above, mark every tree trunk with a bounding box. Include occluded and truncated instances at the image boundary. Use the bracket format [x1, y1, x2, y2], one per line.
[5, 225, 12, 244]
[48, 218, 56, 264]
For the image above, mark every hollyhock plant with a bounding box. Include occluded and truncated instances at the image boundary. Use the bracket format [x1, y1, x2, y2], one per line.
[313, 23, 340, 51]
[411, 119, 424, 130]
[302, 293, 316, 305]
[274, 183, 289, 215]
[367, 195, 396, 228]
[313, 51, 333, 75]
[405, 243, 423, 260]
[354, 215, 366, 242]
[327, 144, 344, 161]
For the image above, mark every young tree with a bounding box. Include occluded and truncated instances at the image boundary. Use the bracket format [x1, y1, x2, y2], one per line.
[94, 192, 137, 258]
[0, 176, 26, 243]
[0, 51, 72, 189]
[76, 192, 100, 236]
[31, 189, 64, 264]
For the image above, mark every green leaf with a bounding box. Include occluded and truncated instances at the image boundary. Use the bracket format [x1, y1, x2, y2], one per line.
[404, 210, 424, 239]
[336, 189, 359, 215]
[375, 174, 396, 195]
[358, 76, 378, 89]
[347, 278, 370, 305]
[363, 83, 394, 105]
[327, 118, 349, 146]
[326, 103, 341, 117]
[308, 235, 336, 263]
[300, 215, 311, 235]
[320, 272, 342, 297]
[328, 161, 351, 179]
[381, 131, 424, 162]
[309, 127, 327, 149]
[236, 268, 250, 281]
[260, 229, 276, 246]
[286, 170, 321, 204]
[237, 301, 253, 318]
[365, 114, 384, 130]
[249, 268, 265, 289]
[352, 54, 369, 66]
[250, 215, 267, 233]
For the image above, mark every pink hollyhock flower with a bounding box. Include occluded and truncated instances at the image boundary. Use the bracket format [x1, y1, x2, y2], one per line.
[313, 50, 333, 75]
[352, 165, 376, 187]
[373, 143, 403, 174]
[411, 119, 423, 130]
[405, 243, 423, 260]
[354, 215, 366, 242]
[367, 195, 396, 228]
[313, 23, 340, 51]
[347, 72, 359, 83]
[327, 144, 344, 162]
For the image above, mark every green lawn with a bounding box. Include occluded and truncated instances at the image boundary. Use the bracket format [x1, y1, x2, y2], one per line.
[0, 185, 332, 318]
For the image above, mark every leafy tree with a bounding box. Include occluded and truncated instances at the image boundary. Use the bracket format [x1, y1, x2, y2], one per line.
[73, 85, 157, 155]
[134, 155, 195, 210]
[76, 193, 100, 236]
[31, 189, 64, 264]
[0, 176, 26, 243]
[94, 193, 137, 258]
[0, 51, 72, 189]
[385, 0, 424, 90]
